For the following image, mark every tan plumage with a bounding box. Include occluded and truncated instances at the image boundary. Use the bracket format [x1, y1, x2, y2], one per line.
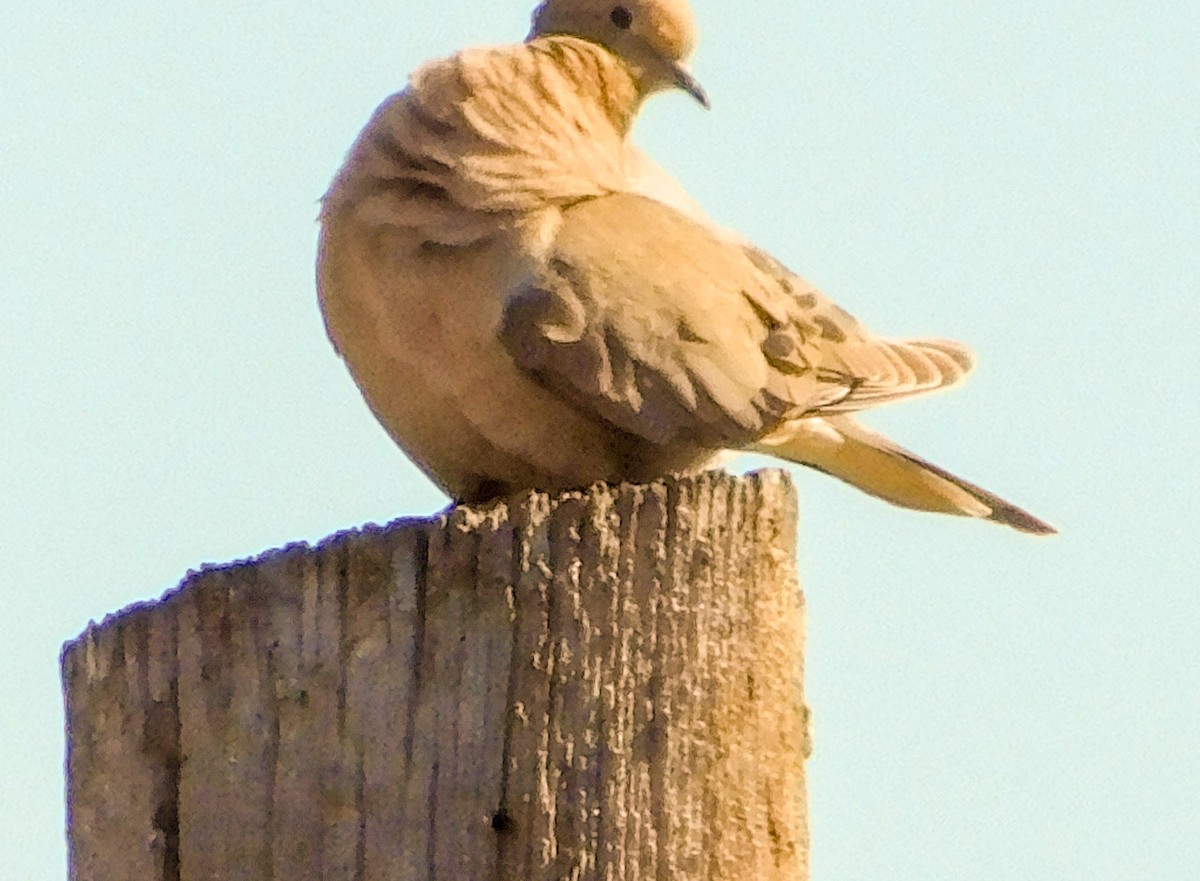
[317, 0, 1055, 535]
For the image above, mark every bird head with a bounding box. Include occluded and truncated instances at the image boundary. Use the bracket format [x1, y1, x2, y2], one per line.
[529, 0, 709, 107]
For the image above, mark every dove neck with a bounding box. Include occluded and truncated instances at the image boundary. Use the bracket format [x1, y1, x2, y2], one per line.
[528, 35, 645, 136]
[321, 37, 646, 229]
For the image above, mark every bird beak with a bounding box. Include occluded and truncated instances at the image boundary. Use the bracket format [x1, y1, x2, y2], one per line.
[673, 63, 710, 109]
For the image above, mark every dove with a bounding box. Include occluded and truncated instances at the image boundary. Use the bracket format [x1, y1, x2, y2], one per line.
[317, 0, 1055, 535]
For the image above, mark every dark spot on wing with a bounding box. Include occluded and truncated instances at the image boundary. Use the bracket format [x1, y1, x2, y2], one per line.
[676, 317, 707, 344]
[762, 331, 794, 360]
[740, 290, 783, 328]
[813, 315, 846, 342]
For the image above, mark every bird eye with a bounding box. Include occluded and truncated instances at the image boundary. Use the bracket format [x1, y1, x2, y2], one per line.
[610, 6, 633, 29]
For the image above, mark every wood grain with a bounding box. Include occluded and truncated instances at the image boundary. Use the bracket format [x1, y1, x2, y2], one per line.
[63, 470, 809, 881]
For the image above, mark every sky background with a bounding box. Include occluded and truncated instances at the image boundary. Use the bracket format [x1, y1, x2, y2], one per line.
[3, 1, 1198, 878]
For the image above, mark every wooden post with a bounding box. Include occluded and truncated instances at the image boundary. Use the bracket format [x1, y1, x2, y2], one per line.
[63, 470, 810, 881]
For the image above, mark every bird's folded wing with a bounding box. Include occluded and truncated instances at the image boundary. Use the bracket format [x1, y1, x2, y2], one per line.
[500, 192, 974, 448]
[738, 245, 976, 411]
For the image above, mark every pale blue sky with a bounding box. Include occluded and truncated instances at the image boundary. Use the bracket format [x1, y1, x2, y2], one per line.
[3, 1, 1197, 878]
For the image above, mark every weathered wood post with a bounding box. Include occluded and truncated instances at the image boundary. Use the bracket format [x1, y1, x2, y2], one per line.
[63, 470, 810, 881]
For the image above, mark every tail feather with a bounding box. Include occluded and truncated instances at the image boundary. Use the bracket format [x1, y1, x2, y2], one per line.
[752, 415, 1056, 535]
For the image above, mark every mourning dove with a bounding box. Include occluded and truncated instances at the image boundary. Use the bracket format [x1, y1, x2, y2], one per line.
[317, 0, 1055, 535]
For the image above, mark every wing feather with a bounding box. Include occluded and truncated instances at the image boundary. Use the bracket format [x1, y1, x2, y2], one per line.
[500, 192, 975, 446]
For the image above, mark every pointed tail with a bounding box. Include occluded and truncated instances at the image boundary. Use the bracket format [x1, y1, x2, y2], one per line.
[752, 416, 1056, 535]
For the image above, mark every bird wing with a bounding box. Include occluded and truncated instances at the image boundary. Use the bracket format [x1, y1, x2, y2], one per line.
[500, 192, 974, 448]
